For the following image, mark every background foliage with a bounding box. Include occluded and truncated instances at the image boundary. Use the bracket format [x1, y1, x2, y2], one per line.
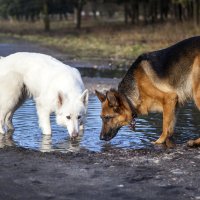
[0, 0, 200, 30]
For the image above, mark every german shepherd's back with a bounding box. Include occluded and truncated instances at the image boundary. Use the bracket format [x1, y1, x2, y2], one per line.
[119, 36, 200, 105]
[96, 36, 200, 146]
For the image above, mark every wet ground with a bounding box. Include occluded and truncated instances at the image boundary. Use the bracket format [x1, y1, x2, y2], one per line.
[0, 37, 200, 200]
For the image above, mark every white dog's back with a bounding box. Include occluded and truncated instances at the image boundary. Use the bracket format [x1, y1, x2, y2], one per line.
[0, 52, 84, 97]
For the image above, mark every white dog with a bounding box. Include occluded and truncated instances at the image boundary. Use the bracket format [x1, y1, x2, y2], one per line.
[0, 52, 88, 139]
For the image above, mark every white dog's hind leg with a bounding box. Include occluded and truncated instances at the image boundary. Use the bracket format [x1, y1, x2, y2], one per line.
[0, 112, 6, 134]
[0, 72, 25, 134]
[36, 105, 52, 135]
[5, 111, 14, 132]
[4, 84, 27, 133]
[0, 122, 5, 134]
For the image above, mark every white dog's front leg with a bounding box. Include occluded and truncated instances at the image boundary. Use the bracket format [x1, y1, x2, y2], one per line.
[0, 113, 5, 134]
[36, 106, 52, 135]
[0, 123, 5, 134]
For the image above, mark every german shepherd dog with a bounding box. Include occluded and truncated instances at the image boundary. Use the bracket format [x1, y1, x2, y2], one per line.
[96, 36, 200, 147]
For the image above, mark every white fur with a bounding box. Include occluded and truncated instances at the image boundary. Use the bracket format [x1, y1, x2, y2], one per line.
[0, 52, 89, 138]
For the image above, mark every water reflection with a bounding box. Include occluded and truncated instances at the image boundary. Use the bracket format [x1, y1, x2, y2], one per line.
[0, 96, 199, 152]
[40, 134, 83, 153]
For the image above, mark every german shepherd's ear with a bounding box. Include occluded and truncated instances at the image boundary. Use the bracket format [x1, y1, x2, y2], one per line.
[106, 91, 120, 108]
[95, 90, 106, 102]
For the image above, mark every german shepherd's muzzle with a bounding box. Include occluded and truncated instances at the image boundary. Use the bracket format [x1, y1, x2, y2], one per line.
[100, 123, 120, 141]
[96, 89, 136, 141]
[96, 36, 200, 147]
[100, 117, 136, 141]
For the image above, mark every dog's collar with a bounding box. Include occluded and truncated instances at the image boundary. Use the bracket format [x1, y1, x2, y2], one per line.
[125, 95, 137, 119]
[121, 94, 137, 131]
[129, 111, 137, 131]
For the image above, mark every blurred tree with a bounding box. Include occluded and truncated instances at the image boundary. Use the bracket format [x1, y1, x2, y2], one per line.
[117, 0, 139, 24]
[74, 0, 87, 29]
[0, 0, 42, 21]
[0, 0, 13, 19]
[43, 0, 50, 31]
[0, 0, 199, 30]
[193, 0, 200, 25]
[90, 0, 99, 20]
[159, 0, 170, 22]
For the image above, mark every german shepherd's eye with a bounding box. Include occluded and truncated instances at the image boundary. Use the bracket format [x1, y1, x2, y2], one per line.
[66, 116, 71, 120]
[101, 115, 113, 121]
[77, 115, 81, 119]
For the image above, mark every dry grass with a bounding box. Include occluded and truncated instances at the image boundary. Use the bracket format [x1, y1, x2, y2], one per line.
[0, 20, 200, 64]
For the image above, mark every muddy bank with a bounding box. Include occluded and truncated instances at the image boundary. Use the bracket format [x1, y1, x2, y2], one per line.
[0, 36, 124, 70]
[83, 77, 120, 94]
[0, 145, 200, 200]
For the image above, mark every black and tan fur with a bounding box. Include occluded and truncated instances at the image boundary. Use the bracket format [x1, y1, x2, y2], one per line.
[96, 36, 200, 146]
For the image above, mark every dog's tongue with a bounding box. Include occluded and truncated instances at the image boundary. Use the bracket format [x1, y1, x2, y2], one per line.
[129, 118, 136, 131]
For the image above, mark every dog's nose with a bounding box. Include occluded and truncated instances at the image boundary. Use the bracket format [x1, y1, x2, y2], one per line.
[100, 134, 105, 140]
[71, 132, 78, 140]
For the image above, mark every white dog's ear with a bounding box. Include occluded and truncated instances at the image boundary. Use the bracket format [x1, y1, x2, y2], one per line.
[80, 89, 89, 106]
[57, 92, 65, 108]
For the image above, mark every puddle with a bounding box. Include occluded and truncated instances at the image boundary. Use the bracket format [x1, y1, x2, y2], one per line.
[0, 96, 200, 153]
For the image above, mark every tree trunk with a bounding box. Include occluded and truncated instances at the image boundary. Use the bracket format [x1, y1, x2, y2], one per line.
[131, 2, 135, 24]
[43, 0, 50, 31]
[150, 0, 157, 23]
[198, 0, 200, 24]
[160, 0, 164, 22]
[124, 2, 129, 24]
[143, 0, 148, 24]
[130, 1, 139, 25]
[178, 3, 183, 21]
[187, 1, 193, 20]
[134, 1, 139, 24]
[76, 0, 84, 29]
[76, 6, 82, 29]
[193, 0, 200, 25]
[91, 0, 98, 20]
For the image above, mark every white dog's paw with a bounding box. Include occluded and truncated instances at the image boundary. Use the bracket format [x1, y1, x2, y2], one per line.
[0, 127, 5, 134]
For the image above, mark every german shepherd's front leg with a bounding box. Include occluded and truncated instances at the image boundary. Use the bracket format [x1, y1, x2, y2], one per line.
[154, 93, 178, 144]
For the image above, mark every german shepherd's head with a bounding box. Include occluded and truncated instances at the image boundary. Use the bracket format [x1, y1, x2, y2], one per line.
[95, 89, 135, 141]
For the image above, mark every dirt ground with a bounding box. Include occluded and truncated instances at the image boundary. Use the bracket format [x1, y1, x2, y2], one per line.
[1, 145, 200, 200]
[0, 38, 200, 200]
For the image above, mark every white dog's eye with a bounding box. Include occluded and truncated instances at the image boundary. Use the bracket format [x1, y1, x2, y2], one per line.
[66, 116, 71, 120]
[77, 115, 81, 119]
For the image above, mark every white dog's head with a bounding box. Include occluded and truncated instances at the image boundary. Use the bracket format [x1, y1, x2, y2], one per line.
[56, 89, 89, 139]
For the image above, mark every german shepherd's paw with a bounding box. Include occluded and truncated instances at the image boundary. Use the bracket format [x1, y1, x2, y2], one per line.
[165, 139, 175, 148]
[152, 138, 175, 148]
[152, 137, 166, 145]
[187, 138, 200, 147]
[187, 140, 195, 147]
